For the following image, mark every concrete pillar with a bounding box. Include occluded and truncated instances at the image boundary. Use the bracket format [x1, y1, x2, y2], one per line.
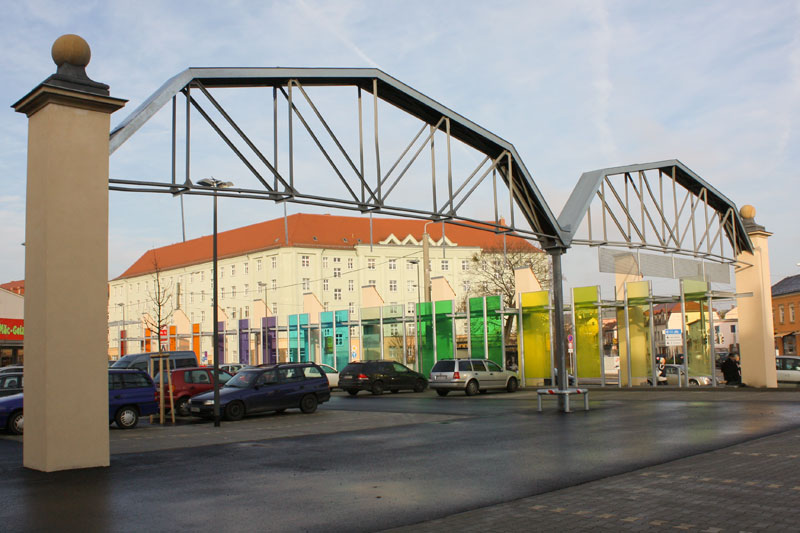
[735, 205, 777, 388]
[13, 35, 126, 471]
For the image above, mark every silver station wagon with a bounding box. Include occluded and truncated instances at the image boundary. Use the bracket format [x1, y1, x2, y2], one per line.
[429, 358, 519, 396]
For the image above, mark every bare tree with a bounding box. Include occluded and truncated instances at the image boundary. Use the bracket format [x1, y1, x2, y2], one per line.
[142, 255, 175, 423]
[468, 241, 552, 342]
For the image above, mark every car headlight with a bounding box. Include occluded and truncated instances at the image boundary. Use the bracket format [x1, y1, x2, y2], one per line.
[203, 400, 214, 406]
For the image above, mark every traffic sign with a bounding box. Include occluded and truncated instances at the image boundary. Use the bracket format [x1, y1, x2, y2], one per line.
[664, 329, 682, 347]
[567, 334, 574, 343]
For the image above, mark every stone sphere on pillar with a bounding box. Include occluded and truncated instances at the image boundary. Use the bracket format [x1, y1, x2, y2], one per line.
[740, 204, 756, 220]
[51, 34, 91, 67]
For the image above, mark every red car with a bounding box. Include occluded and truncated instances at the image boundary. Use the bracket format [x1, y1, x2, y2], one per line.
[153, 367, 233, 417]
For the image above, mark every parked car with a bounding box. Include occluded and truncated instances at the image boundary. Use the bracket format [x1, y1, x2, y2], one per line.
[0, 393, 22, 434]
[220, 363, 249, 374]
[776, 356, 800, 385]
[543, 368, 576, 387]
[429, 359, 519, 396]
[317, 364, 339, 389]
[648, 364, 712, 386]
[0, 369, 158, 435]
[189, 363, 331, 420]
[0, 365, 23, 375]
[111, 351, 198, 374]
[0, 373, 23, 397]
[152, 367, 233, 416]
[338, 361, 427, 396]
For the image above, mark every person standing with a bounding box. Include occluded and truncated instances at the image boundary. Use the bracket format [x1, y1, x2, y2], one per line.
[721, 353, 741, 385]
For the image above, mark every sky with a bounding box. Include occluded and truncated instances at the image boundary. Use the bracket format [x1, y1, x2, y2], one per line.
[1, 0, 799, 301]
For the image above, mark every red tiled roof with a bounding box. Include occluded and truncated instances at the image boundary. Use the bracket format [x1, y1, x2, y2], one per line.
[116, 213, 541, 280]
[0, 280, 24, 296]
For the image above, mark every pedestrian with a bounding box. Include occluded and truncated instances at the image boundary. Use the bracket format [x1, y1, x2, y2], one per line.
[721, 353, 741, 385]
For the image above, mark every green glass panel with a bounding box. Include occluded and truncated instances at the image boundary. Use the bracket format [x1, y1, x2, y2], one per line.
[520, 291, 550, 382]
[573, 286, 601, 379]
[620, 281, 653, 385]
[320, 311, 335, 368]
[334, 310, 350, 370]
[485, 295, 503, 367]
[288, 314, 299, 362]
[469, 297, 486, 358]
[435, 300, 454, 362]
[361, 306, 381, 360]
[682, 280, 711, 378]
[417, 302, 435, 376]
[298, 313, 310, 362]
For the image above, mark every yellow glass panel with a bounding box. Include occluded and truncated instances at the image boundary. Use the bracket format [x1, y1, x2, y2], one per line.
[520, 290, 551, 382]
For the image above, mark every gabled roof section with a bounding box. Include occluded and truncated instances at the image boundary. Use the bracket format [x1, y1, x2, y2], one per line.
[115, 213, 541, 280]
[557, 159, 753, 255]
[109, 67, 567, 246]
[773, 274, 800, 297]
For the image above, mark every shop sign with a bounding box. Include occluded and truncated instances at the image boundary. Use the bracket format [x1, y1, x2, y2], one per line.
[0, 319, 24, 340]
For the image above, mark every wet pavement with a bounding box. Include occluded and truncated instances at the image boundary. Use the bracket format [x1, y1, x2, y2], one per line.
[0, 388, 798, 532]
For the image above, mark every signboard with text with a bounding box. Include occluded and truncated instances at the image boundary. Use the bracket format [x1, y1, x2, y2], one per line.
[0, 319, 24, 341]
[664, 329, 683, 347]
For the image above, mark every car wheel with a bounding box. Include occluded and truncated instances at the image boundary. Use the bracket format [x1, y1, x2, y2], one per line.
[8, 411, 23, 435]
[436, 389, 449, 397]
[115, 406, 139, 429]
[465, 380, 479, 396]
[371, 381, 384, 395]
[689, 379, 699, 386]
[225, 401, 245, 421]
[176, 397, 190, 417]
[300, 394, 318, 414]
[506, 377, 519, 393]
[347, 389, 359, 396]
[413, 379, 426, 393]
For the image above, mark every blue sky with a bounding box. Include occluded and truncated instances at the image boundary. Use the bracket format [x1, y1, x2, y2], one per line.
[1, 0, 798, 297]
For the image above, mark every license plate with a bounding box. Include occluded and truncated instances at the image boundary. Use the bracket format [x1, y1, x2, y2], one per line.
[190, 407, 200, 413]
[435, 375, 447, 380]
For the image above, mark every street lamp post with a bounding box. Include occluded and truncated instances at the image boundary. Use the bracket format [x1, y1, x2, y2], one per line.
[197, 178, 234, 428]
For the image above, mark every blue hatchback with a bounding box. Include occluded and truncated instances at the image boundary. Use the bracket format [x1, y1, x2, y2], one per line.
[189, 363, 331, 421]
[0, 369, 158, 435]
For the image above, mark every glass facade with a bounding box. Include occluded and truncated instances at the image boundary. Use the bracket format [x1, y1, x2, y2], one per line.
[417, 302, 435, 376]
[519, 290, 551, 383]
[361, 306, 381, 360]
[619, 281, 653, 386]
[683, 279, 711, 378]
[334, 310, 350, 370]
[573, 286, 601, 379]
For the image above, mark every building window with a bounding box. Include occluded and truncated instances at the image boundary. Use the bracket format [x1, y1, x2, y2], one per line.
[256, 258, 262, 271]
[407, 302, 415, 315]
[791, 304, 796, 323]
[333, 257, 341, 263]
[201, 310, 206, 322]
[244, 284, 249, 296]
[221, 288, 226, 300]
[231, 264, 236, 277]
[349, 302, 355, 314]
[731, 325, 736, 333]
[231, 286, 236, 298]
[323, 256, 329, 268]
[334, 288, 342, 301]
[333, 267, 341, 278]
[201, 270, 205, 282]
[271, 256, 277, 269]
[347, 258, 354, 269]
[220, 267, 224, 279]
[244, 262, 249, 275]
[461, 260, 470, 271]
[389, 280, 397, 292]
[441, 260, 449, 271]
[780, 305, 785, 324]
[368, 279, 376, 287]
[190, 292, 195, 304]
[407, 280, 415, 293]
[302, 278, 310, 291]
[301, 255, 310, 268]
[462, 281, 470, 293]
[388, 259, 397, 270]
[271, 279, 277, 291]
[348, 280, 354, 292]
[367, 258, 376, 270]
[272, 303, 278, 314]
[231, 308, 237, 319]
[201, 290, 205, 302]
[407, 260, 416, 270]
[323, 279, 329, 291]
[245, 306, 250, 318]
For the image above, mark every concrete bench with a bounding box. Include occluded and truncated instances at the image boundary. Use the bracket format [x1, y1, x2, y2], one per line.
[536, 388, 589, 413]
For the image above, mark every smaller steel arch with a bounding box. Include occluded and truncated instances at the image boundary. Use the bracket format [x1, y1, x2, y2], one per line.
[557, 159, 753, 258]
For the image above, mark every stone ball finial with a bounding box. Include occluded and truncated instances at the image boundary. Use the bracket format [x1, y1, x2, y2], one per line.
[740, 204, 756, 219]
[51, 34, 91, 67]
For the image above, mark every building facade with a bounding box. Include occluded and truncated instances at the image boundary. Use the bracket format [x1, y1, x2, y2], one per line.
[772, 274, 800, 355]
[107, 213, 546, 362]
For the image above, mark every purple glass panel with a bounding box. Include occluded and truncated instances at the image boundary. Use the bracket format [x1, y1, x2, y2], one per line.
[266, 316, 277, 364]
[239, 319, 250, 365]
[217, 321, 225, 364]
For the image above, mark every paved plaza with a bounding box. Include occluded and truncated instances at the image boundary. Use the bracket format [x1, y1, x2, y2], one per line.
[0, 388, 798, 532]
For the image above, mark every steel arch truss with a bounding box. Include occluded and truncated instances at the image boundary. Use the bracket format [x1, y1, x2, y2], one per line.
[109, 67, 565, 246]
[557, 160, 753, 263]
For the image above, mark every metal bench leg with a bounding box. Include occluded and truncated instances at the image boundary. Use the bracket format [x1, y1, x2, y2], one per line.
[584, 392, 589, 411]
[537, 394, 542, 412]
[564, 393, 571, 413]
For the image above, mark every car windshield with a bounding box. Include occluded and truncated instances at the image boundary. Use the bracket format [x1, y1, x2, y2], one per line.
[224, 370, 259, 388]
[110, 358, 131, 369]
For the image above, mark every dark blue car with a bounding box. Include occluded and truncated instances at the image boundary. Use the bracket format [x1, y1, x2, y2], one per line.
[0, 369, 158, 435]
[189, 363, 331, 421]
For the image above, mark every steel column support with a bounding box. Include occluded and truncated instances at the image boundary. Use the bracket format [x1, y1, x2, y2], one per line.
[548, 246, 569, 410]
